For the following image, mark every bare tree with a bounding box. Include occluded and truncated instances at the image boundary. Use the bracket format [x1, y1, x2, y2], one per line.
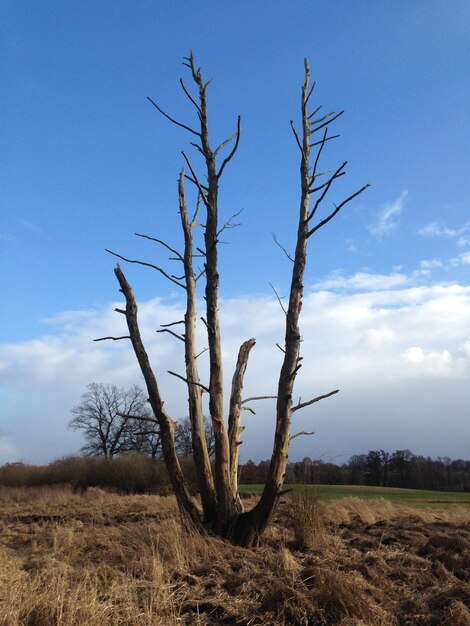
[175, 416, 215, 458]
[97, 54, 368, 546]
[69, 383, 159, 457]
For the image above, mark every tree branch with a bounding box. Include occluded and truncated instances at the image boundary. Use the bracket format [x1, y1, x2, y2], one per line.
[190, 192, 201, 229]
[290, 430, 315, 442]
[308, 183, 370, 237]
[272, 233, 294, 263]
[167, 370, 209, 393]
[105, 249, 186, 290]
[291, 389, 339, 412]
[157, 328, 185, 342]
[241, 395, 277, 405]
[310, 171, 345, 193]
[307, 105, 322, 120]
[135, 233, 184, 262]
[147, 96, 201, 137]
[310, 110, 344, 133]
[290, 120, 303, 155]
[117, 411, 159, 425]
[111, 263, 201, 524]
[185, 173, 209, 191]
[310, 133, 340, 148]
[179, 78, 202, 114]
[307, 162, 347, 221]
[93, 335, 130, 342]
[217, 115, 241, 179]
[269, 282, 287, 316]
[217, 209, 243, 237]
[195, 346, 209, 359]
[181, 151, 210, 207]
[228, 338, 256, 504]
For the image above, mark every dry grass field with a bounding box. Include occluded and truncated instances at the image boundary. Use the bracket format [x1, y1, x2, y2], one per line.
[0, 486, 469, 625]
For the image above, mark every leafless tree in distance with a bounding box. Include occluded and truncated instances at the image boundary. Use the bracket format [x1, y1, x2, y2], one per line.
[96, 53, 369, 546]
[69, 383, 160, 458]
[175, 416, 215, 458]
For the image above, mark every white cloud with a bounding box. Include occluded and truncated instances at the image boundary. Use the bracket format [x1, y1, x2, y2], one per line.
[448, 251, 470, 267]
[367, 191, 408, 238]
[402, 346, 454, 376]
[419, 258, 443, 271]
[418, 220, 470, 242]
[314, 271, 410, 291]
[1, 277, 470, 464]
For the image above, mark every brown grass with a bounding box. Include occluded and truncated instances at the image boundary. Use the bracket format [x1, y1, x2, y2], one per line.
[0, 486, 469, 625]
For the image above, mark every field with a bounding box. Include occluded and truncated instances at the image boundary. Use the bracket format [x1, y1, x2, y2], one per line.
[239, 484, 470, 507]
[0, 485, 469, 625]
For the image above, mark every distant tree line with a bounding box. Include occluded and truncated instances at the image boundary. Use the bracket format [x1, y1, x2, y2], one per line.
[1, 450, 468, 494]
[239, 450, 470, 492]
[0, 455, 190, 494]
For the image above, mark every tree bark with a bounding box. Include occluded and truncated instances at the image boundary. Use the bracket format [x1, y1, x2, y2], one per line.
[188, 57, 235, 533]
[114, 264, 201, 527]
[228, 338, 256, 512]
[178, 171, 217, 523]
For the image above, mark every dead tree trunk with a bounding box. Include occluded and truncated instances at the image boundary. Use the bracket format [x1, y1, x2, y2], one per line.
[178, 172, 217, 523]
[98, 53, 368, 546]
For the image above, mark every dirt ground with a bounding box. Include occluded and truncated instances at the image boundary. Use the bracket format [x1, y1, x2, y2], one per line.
[0, 487, 469, 625]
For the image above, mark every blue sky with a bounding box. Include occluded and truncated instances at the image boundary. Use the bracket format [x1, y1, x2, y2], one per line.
[1, 1, 469, 463]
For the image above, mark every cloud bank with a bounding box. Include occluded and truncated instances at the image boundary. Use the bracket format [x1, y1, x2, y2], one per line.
[1, 274, 469, 464]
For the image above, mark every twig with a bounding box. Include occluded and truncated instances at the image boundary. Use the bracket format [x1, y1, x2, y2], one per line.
[269, 282, 287, 316]
[217, 209, 243, 237]
[195, 347, 209, 359]
[272, 233, 294, 263]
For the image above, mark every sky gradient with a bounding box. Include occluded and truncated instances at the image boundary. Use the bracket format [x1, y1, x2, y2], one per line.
[1, 1, 469, 464]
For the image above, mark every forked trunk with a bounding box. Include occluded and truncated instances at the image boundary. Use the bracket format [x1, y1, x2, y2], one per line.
[103, 54, 368, 548]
